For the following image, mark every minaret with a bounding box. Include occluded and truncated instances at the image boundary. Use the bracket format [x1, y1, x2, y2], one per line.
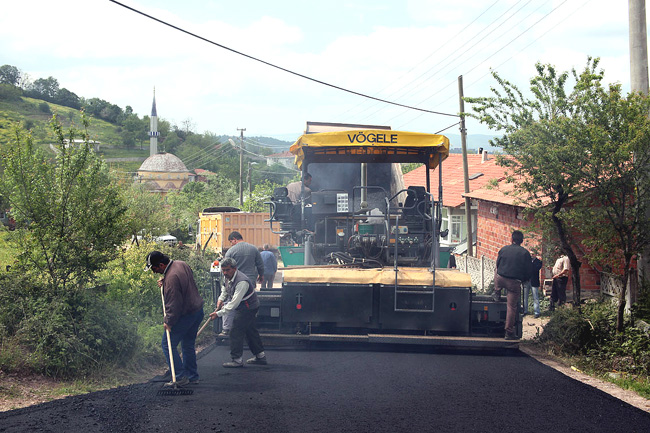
[148, 88, 159, 156]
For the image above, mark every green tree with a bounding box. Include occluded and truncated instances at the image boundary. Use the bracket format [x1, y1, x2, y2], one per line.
[122, 182, 171, 245]
[27, 76, 59, 101]
[466, 58, 609, 307]
[166, 173, 237, 241]
[566, 87, 650, 331]
[54, 87, 81, 109]
[0, 64, 22, 86]
[0, 83, 22, 101]
[160, 130, 182, 154]
[0, 115, 129, 291]
[242, 179, 282, 212]
[121, 114, 146, 149]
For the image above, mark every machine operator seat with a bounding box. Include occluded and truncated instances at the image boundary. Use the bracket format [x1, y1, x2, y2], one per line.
[271, 187, 294, 223]
[403, 186, 428, 219]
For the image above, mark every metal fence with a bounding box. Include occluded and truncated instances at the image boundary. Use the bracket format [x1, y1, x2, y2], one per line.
[456, 254, 496, 293]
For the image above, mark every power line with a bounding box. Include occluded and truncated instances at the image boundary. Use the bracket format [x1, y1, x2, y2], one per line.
[109, 0, 458, 118]
[339, 0, 502, 119]
[177, 142, 225, 166]
[392, 0, 570, 129]
[349, 0, 532, 123]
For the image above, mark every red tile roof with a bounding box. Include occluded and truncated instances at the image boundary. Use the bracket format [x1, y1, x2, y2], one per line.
[464, 176, 552, 207]
[194, 168, 216, 175]
[267, 151, 293, 158]
[403, 153, 509, 207]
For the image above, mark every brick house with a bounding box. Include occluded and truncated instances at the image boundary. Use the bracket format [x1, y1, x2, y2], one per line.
[464, 182, 602, 294]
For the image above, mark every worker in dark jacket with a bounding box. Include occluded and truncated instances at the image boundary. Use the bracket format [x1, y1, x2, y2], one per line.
[210, 257, 267, 368]
[494, 231, 533, 340]
[145, 251, 204, 386]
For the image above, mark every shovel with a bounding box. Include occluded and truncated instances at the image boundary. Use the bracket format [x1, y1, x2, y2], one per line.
[196, 315, 215, 338]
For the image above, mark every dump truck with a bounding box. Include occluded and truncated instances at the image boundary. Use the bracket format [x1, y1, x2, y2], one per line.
[197, 207, 281, 255]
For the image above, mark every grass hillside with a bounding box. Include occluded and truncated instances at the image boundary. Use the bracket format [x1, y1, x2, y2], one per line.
[0, 97, 148, 172]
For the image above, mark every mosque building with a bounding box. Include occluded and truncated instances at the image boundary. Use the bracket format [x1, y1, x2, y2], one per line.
[136, 90, 192, 196]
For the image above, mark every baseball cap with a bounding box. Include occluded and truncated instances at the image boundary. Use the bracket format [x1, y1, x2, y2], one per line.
[144, 252, 153, 271]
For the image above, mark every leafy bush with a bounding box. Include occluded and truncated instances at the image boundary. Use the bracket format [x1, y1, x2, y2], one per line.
[538, 299, 650, 381]
[0, 270, 139, 377]
[538, 307, 593, 354]
[0, 83, 22, 101]
[38, 102, 50, 113]
[95, 243, 215, 364]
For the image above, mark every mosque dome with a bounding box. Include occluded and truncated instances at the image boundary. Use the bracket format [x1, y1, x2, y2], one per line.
[138, 152, 188, 172]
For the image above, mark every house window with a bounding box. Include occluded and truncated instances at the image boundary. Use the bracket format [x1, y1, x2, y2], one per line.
[450, 215, 464, 244]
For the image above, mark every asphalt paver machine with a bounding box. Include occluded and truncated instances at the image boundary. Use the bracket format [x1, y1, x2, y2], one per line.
[259, 129, 513, 346]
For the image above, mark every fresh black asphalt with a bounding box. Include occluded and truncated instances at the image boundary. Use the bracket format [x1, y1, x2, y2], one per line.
[1, 341, 648, 432]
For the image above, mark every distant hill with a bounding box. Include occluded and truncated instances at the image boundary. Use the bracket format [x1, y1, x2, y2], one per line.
[0, 97, 123, 150]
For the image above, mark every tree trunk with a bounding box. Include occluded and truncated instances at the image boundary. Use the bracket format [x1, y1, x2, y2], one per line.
[616, 256, 633, 333]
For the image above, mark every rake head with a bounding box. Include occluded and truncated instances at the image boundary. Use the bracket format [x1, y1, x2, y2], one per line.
[157, 387, 194, 396]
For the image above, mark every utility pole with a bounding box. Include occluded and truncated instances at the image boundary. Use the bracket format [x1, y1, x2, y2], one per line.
[630, 0, 649, 94]
[458, 75, 473, 257]
[237, 128, 246, 206]
[630, 0, 650, 283]
[247, 161, 253, 200]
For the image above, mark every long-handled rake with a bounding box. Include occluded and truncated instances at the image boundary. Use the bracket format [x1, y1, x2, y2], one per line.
[157, 284, 194, 397]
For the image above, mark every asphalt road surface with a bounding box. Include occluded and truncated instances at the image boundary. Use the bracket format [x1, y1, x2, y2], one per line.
[1, 341, 648, 433]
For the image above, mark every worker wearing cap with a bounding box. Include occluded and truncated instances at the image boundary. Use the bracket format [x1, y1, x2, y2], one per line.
[145, 250, 204, 386]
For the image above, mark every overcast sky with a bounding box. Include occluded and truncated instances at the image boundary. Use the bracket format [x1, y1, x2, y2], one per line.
[0, 0, 643, 141]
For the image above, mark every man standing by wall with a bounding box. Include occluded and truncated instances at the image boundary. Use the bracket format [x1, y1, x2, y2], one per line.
[220, 231, 265, 336]
[494, 230, 533, 340]
[260, 244, 278, 289]
[145, 250, 204, 386]
[210, 257, 267, 367]
[550, 254, 570, 311]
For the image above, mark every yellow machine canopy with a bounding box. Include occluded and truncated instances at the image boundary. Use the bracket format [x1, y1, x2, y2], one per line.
[290, 130, 450, 170]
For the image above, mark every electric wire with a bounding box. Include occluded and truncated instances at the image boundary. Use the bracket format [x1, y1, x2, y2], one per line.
[386, 0, 537, 106]
[391, 0, 570, 129]
[375, 1, 543, 127]
[349, 0, 527, 121]
[109, 0, 458, 118]
[340, 0, 502, 118]
[176, 142, 226, 167]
